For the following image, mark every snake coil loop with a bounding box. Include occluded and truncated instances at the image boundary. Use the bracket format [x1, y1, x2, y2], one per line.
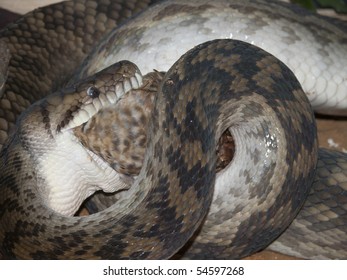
[0, 0, 346, 259]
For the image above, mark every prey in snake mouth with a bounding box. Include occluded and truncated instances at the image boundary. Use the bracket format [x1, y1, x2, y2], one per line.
[10, 61, 144, 216]
[73, 70, 236, 215]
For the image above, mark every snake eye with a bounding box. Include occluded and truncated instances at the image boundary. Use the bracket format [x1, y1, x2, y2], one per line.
[87, 86, 100, 98]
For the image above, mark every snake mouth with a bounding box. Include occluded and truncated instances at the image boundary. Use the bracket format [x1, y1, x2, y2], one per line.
[62, 67, 143, 132]
[36, 65, 145, 216]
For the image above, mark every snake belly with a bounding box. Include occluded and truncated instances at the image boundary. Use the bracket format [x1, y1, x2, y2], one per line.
[79, 0, 347, 115]
[0, 0, 346, 259]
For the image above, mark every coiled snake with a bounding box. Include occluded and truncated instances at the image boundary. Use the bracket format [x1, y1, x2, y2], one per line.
[0, 0, 346, 259]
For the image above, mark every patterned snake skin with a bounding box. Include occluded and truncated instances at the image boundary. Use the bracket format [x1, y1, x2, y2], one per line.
[0, 0, 346, 259]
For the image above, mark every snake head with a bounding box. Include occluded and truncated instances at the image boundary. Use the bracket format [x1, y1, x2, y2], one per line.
[46, 61, 142, 134]
[11, 61, 144, 216]
[17, 61, 142, 140]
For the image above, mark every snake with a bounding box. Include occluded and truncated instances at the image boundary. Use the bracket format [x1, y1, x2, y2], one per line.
[0, 0, 346, 259]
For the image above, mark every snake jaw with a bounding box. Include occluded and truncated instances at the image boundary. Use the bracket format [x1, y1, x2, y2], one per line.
[62, 69, 143, 132]
[37, 129, 130, 216]
[25, 62, 144, 216]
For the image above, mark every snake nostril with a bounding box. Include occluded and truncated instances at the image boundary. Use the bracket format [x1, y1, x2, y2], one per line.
[216, 129, 235, 172]
[87, 86, 100, 98]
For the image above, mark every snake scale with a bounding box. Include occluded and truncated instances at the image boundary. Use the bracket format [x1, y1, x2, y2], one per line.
[0, 0, 347, 259]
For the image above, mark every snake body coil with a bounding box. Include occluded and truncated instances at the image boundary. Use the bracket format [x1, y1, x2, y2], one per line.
[0, 0, 346, 259]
